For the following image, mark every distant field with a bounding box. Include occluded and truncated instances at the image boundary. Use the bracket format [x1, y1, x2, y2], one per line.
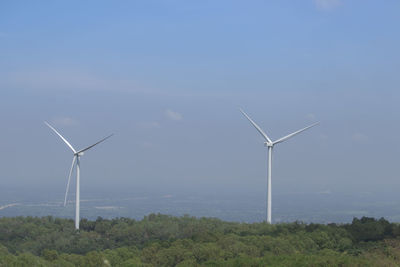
[2, 190, 400, 223]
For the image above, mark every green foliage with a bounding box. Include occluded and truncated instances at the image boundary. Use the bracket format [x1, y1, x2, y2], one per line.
[0, 215, 400, 266]
[347, 217, 392, 242]
[41, 249, 58, 261]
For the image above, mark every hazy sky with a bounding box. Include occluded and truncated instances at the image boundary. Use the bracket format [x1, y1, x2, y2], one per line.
[1, 0, 399, 203]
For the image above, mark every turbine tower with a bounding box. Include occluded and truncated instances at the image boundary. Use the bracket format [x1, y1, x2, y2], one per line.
[45, 122, 113, 230]
[240, 109, 319, 224]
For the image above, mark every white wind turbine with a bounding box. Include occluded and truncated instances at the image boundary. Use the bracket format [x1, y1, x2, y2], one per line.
[240, 109, 319, 224]
[45, 122, 113, 230]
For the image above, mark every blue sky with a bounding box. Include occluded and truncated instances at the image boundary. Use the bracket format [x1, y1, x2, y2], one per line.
[0, 0, 400, 207]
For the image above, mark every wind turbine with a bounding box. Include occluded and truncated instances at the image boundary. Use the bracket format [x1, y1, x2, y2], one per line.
[240, 109, 319, 224]
[45, 122, 113, 230]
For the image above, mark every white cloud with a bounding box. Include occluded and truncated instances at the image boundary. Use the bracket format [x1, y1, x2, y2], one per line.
[352, 133, 368, 143]
[165, 109, 183, 121]
[52, 117, 78, 127]
[314, 0, 341, 10]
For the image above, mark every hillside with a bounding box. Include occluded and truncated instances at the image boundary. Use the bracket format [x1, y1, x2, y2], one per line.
[1, 215, 400, 266]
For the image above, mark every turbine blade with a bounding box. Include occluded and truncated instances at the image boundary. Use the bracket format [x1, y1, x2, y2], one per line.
[64, 156, 76, 207]
[239, 109, 272, 143]
[273, 122, 319, 145]
[76, 134, 113, 154]
[44, 121, 76, 153]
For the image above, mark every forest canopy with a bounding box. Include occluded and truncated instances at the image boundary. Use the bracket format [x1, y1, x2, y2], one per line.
[0, 215, 400, 266]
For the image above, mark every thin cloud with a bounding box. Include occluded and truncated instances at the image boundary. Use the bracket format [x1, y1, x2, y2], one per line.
[317, 189, 332, 195]
[137, 121, 161, 129]
[306, 113, 316, 120]
[141, 142, 155, 148]
[314, 0, 341, 10]
[52, 117, 78, 127]
[165, 109, 183, 121]
[352, 133, 368, 143]
[2, 70, 105, 90]
[0, 70, 153, 93]
[319, 133, 329, 141]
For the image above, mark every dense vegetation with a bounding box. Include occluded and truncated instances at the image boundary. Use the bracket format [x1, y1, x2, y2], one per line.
[1, 215, 400, 266]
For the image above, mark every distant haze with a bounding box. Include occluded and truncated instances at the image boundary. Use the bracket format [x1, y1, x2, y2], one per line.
[0, 1, 399, 222]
